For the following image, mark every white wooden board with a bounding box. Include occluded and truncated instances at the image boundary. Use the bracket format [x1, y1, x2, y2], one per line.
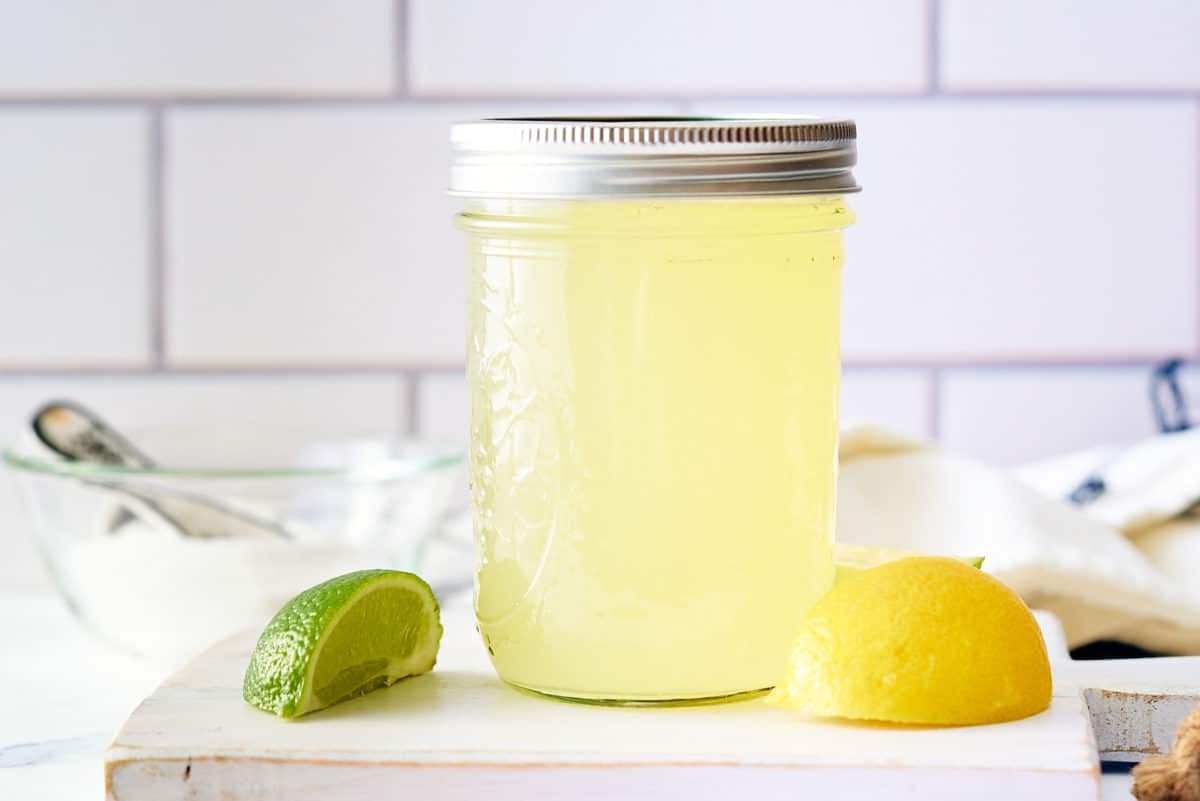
[105, 611, 1100, 801]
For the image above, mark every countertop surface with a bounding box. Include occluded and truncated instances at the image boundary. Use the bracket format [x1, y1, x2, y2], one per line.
[2, 592, 1137, 800]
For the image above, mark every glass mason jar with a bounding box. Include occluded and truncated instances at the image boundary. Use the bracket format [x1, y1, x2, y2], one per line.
[451, 118, 858, 702]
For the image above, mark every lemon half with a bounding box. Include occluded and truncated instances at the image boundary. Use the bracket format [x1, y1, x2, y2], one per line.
[769, 556, 1051, 726]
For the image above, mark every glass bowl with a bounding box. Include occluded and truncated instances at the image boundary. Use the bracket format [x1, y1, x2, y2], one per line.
[3, 427, 467, 668]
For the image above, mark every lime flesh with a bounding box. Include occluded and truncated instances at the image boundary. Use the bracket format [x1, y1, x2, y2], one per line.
[243, 570, 441, 719]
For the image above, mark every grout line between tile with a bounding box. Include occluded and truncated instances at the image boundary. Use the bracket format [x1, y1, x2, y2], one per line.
[0, 359, 1181, 380]
[404, 370, 421, 435]
[148, 105, 166, 370]
[1, 91, 1198, 107]
[842, 355, 1188, 369]
[0, 366, 455, 379]
[416, 365, 466, 377]
[926, 0, 941, 95]
[393, 0, 409, 98]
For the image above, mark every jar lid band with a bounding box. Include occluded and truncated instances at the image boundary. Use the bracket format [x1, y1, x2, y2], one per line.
[449, 117, 859, 199]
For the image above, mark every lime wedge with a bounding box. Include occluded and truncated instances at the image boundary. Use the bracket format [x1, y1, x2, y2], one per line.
[834, 543, 984, 585]
[243, 570, 442, 719]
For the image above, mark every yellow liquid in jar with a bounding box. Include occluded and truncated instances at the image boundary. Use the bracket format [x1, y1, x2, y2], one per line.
[462, 195, 851, 701]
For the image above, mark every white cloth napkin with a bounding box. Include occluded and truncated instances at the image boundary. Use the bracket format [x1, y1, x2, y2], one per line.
[837, 425, 1200, 652]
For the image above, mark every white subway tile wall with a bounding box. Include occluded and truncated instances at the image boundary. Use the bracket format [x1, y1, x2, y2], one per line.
[416, 371, 470, 443]
[409, 0, 929, 96]
[167, 107, 467, 366]
[0, 1, 396, 97]
[842, 100, 1198, 361]
[0, 110, 150, 367]
[840, 370, 933, 439]
[2, 1, 1198, 586]
[942, 0, 1200, 91]
[940, 368, 1156, 466]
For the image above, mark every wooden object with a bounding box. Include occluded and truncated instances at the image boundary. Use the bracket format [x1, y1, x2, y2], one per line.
[1058, 656, 1200, 762]
[106, 611, 1100, 801]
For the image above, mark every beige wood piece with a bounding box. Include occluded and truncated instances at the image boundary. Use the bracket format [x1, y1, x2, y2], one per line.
[1059, 656, 1200, 762]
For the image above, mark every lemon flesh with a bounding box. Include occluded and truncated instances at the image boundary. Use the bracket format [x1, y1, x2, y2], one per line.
[243, 570, 442, 719]
[769, 556, 1051, 726]
[833, 543, 983, 585]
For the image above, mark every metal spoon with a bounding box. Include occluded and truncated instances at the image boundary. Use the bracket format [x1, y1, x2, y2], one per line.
[32, 400, 289, 540]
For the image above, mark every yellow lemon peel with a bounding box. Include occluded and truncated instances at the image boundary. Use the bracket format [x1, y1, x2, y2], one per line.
[768, 557, 1051, 726]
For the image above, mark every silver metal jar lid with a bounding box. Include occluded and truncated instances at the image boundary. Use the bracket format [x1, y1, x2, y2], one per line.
[449, 116, 858, 199]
